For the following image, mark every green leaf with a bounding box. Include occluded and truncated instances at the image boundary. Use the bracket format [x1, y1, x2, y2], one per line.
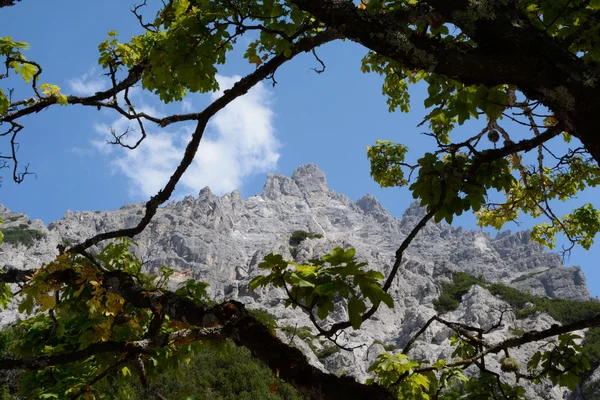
[0, 282, 12, 309]
[348, 297, 367, 329]
[314, 282, 335, 296]
[296, 263, 319, 275]
[249, 276, 268, 291]
[17, 62, 37, 83]
[316, 300, 334, 320]
[528, 351, 542, 371]
[259, 253, 287, 270]
[559, 372, 580, 390]
[343, 248, 356, 261]
[0, 89, 9, 115]
[364, 270, 385, 280]
[18, 293, 35, 314]
[379, 292, 394, 308]
[291, 274, 315, 288]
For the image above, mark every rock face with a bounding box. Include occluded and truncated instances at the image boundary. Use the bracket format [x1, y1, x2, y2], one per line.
[0, 164, 594, 398]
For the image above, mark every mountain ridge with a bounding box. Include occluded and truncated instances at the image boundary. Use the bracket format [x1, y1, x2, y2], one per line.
[0, 164, 594, 399]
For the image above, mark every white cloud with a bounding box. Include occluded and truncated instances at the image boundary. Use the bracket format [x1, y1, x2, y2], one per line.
[68, 68, 107, 96]
[113, 131, 186, 196]
[95, 75, 279, 198]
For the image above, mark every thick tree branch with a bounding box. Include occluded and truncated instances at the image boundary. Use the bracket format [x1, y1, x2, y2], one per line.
[472, 124, 563, 164]
[0, 0, 20, 8]
[2, 268, 394, 400]
[6, 262, 600, 397]
[289, 0, 600, 165]
[1, 62, 149, 123]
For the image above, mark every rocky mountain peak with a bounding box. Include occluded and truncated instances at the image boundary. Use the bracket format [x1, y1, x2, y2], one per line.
[262, 173, 302, 200]
[401, 201, 427, 219]
[262, 164, 330, 205]
[198, 186, 215, 201]
[356, 194, 391, 223]
[291, 164, 329, 194]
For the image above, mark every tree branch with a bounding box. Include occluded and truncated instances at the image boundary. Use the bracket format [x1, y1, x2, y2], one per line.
[414, 313, 600, 374]
[0, 0, 20, 8]
[2, 268, 394, 400]
[289, 0, 600, 165]
[1, 62, 149, 123]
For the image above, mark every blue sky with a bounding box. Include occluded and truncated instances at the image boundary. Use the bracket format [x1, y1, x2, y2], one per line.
[2, 1, 599, 295]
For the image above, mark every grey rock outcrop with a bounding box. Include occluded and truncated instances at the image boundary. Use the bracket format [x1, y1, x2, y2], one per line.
[0, 164, 593, 398]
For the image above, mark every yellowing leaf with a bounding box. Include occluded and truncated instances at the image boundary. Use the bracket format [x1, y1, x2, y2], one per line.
[73, 284, 86, 298]
[295, 264, 319, 274]
[57, 94, 68, 105]
[0, 89, 9, 115]
[433, 359, 447, 370]
[38, 294, 56, 312]
[248, 54, 262, 67]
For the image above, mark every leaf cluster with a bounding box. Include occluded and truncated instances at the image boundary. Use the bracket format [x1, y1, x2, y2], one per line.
[0, 239, 215, 399]
[249, 248, 393, 330]
[97, 0, 314, 103]
[368, 143, 515, 225]
[520, 0, 600, 66]
[359, 0, 600, 252]
[528, 333, 590, 391]
[411, 152, 514, 225]
[367, 352, 451, 400]
[0, 36, 34, 114]
[367, 140, 410, 188]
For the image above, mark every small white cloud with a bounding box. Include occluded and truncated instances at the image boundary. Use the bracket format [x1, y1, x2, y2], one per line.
[68, 68, 107, 96]
[93, 75, 279, 198]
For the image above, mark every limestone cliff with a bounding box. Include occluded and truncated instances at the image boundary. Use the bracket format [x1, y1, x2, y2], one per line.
[0, 164, 594, 399]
